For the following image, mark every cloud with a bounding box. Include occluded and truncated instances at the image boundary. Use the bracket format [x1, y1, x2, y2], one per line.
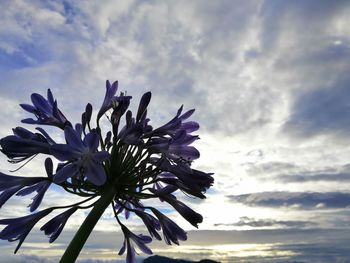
[215, 216, 317, 228]
[187, 228, 350, 246]
[283, 79, 350, 138]
[227, 191, 350, 209]
[272, 243, 350, 263]
[77, 259, 132, 263]
[257, 0, 350, 141]
[245, 161, 350, 184]
[1, 0, 350, 262]
[278, 172, 350, 183]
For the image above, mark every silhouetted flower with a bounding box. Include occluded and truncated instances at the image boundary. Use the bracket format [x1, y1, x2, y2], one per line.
[0, 158, 52, 211]
[0, 208, 52, 253]
[118, 223, 152, 263]
[16, 158, 53, 212]
[41, 207, 78, 243]
[98, 80, 119, 120]
[0, 80, 213, 263]
[134, 210, 161, 240]
[151, 188, 203, 228]
[0, 127, 53, 163]
[150, 208, 187, 245]
[20, 89, 70, 129]
[50, 126, 109, 185]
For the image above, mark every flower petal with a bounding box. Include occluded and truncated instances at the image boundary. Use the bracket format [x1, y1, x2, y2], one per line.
[83, 131, 99, 150]
[21, 118, 37, 124]
[19, 104, 36, 113]
[53, 163, 78, 183]
[50, 144, 81, 161]
[85, 161, 106, 186]
[45, 158, 53, 178]
[181, 121, 199, 133]
[64, 126, 84, 150]
[136, 92, 151, 122]
[92, 151, 110, 162]
[31, 93, 51, 114]
[118, 239, 126, 255]
[169, 145, 200, 160]
[29, 186, 48, 212]
[0, 186, 22, 208]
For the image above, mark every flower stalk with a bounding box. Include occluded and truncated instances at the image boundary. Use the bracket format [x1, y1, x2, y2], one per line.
[59, 183, 116, 263]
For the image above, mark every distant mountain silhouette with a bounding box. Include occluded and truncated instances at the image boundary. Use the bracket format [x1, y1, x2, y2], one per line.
[144, 255, 220, 263]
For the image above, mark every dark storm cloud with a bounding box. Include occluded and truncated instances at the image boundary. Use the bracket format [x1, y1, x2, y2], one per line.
[227, 191, 350, 209]
[215, 216, 317, 228]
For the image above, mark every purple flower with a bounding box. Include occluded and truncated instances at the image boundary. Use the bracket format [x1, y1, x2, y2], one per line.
[148, 130, 200, 161]
[155, 158, 214, 198]
[170, 168, 214, 195]
[114, 197, 145, 220]
[41, 207, 77, 243]
[0, 127, 53, 163]
[136, 92, 151, 123]
[82, 103, 93, 133]
[134, 210, 161, 240]
[0, 80, 213, 263]
[115, 200, 133, 219]
[118, 111, 152, 145]
[111, 94, 132, 136]
[0, 208, 52, 253]
[118, 224, 152, 263]
[16, 158, 53, 212]
[20, 89, 70, 129]
[150, 208, 187, 245]
[150, 106, 197, 137]
[0, 159, 52, 211]
[145, 105, 200, 163]
[152, 190, 203, 228]
[50, 126, 109, 186]
[98, 80, 119, 120]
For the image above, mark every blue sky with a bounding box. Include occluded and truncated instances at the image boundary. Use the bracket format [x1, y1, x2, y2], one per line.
[1, 0, 350, 262]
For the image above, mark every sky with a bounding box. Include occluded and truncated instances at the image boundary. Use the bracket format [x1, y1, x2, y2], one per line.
[1, 0, 350, 262]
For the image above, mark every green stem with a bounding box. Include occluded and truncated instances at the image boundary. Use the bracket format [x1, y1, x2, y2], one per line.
[59, 184, 116, 263]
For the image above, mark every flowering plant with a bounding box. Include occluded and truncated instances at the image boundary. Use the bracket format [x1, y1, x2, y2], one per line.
[0, 81, 214, 263]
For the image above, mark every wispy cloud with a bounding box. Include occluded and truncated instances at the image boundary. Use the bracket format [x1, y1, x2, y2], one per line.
[227, 192, 350, 209]
[214, 216, 317, 228]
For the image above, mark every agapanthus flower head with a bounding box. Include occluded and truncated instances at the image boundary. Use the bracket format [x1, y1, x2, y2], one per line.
[0, 80, 214, 263]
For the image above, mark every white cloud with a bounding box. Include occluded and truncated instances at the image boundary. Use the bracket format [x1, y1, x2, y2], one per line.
[1, 0, 350, 261]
